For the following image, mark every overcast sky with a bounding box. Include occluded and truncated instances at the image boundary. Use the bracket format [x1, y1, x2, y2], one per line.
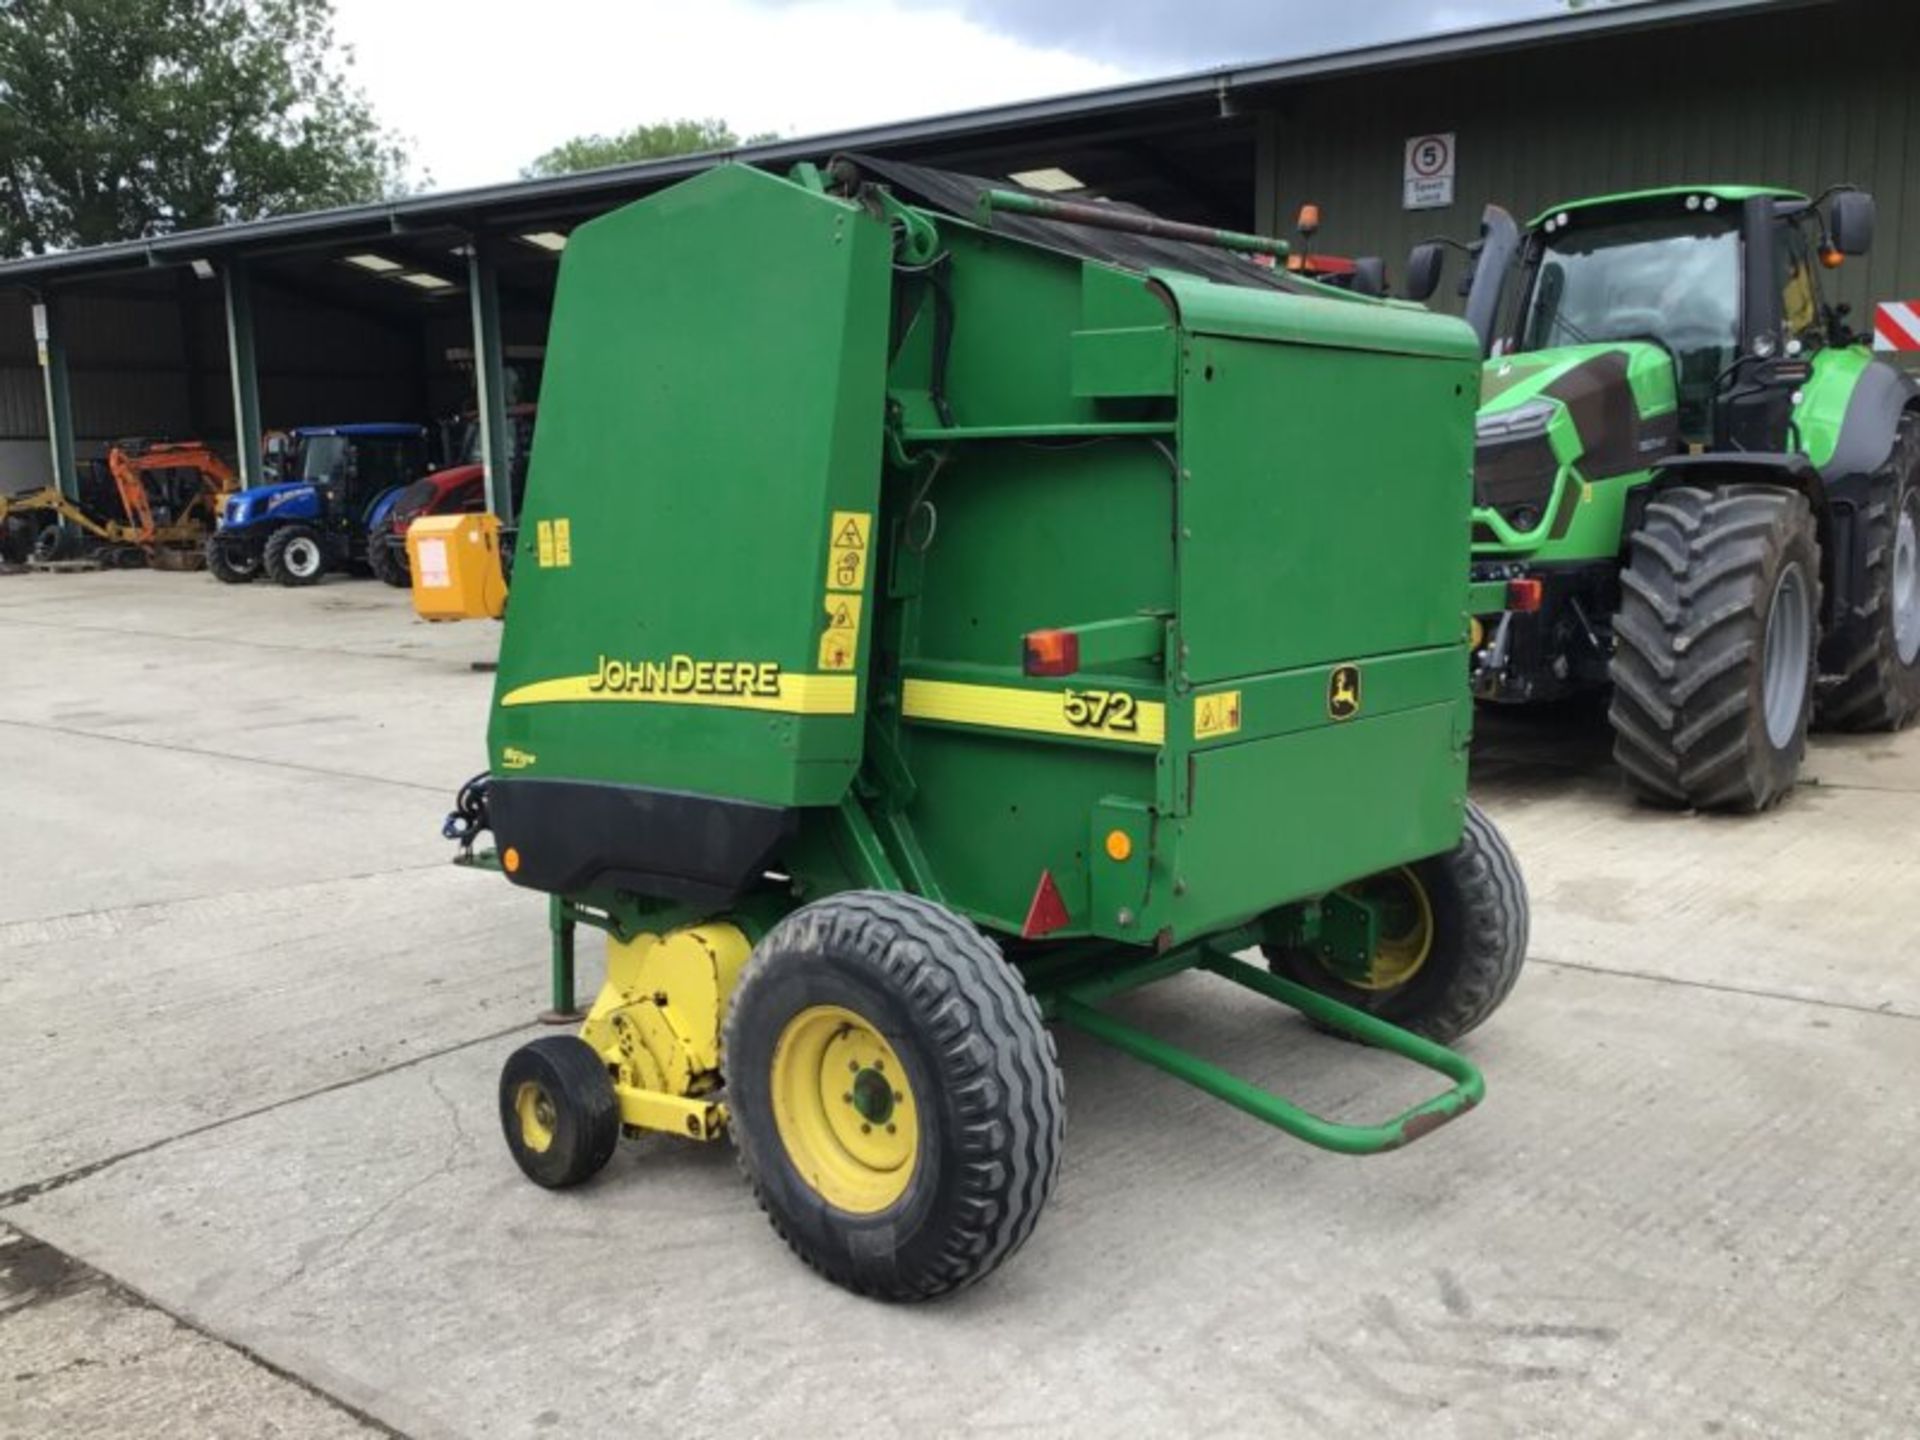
[330, 0, 1582, 192]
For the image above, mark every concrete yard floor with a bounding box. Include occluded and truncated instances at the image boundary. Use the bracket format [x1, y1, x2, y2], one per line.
[3, 570, 1917, 1438]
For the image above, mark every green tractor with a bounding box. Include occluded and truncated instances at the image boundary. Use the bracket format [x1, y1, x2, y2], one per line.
[1408, 185, 1918, 810]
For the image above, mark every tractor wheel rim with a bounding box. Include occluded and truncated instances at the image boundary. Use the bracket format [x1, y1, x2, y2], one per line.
[1893, 500, 1920, 666]
[770, 1005, 918, 1214]
[1331, 866, 1435, 992]
[1762, 561, 1812, 749]
[286, 538, 321, 577]
[513, 1080, 556, 1154]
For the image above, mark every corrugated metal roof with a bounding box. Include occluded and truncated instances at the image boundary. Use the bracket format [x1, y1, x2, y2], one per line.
[0, 0, 1829, 288]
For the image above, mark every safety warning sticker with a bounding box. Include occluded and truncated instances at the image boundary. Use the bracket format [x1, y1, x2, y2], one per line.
[826, 509, 871, 593]
[1193, 690, 1243, 740]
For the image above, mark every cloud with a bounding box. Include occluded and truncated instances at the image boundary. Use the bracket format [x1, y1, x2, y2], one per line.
[755, 0, 1572, 69]
[331, 0, 1126, 192]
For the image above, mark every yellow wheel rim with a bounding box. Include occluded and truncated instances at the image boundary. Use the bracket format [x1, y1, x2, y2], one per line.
[513, 1080, 557, 1154]
[1332, 866, 1435, 992]
[769, 1005, 919, 1214]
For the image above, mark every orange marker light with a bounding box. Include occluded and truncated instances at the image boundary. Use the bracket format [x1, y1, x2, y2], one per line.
[1296, 203, 1322, 237]
[1023, 628, 1080, 678]
[1104, 829, 1134, 862]
[1507, 578, 1544, 614]
[1820, 246, 1845, 270]
[503, 847, 522, 874]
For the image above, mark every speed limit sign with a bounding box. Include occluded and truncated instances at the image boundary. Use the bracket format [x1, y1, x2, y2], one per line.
[1404, 133, 1456, 210]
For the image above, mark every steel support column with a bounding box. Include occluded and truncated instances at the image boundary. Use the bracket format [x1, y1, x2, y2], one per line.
[31, 296, 76, 499]
[467, 240, 512, 525]
[223, 261, 264, 487]
[1253, 110, 1279, 239]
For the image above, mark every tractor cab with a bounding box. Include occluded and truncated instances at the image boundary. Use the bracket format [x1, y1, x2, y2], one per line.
[287, 423, 430, 530]
[1412, 185, 1876, 450]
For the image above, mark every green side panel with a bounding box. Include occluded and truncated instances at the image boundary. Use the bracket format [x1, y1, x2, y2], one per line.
[903, 442, 1174, 669]
[1071, 326, 1176, 398]
[488, 165, 892, 806]
[1794, 344, 1875, 472]
[1159, 704, 1467, 940]
[1150, 270, 1480, 361]
[876, 249, 1477, 943]
[1175, 328, 1479, 680]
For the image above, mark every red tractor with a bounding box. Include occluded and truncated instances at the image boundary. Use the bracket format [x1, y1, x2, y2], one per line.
[368, 406, 535, 587]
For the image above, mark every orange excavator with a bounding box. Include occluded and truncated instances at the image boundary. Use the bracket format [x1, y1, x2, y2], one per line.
[1, 439, 238, 569]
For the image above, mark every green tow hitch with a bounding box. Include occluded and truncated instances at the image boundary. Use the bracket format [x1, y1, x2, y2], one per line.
[1048, 948, 1484, 1156]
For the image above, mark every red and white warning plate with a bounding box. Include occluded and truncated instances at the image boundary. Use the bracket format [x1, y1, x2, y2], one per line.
[1875, 300, 1920, 352]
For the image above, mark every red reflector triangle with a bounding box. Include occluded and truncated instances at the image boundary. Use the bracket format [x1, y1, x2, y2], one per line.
[1022, 869, 1070, 939]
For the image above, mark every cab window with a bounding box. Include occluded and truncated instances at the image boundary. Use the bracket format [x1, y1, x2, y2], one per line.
[1777, 221, 1822, 344]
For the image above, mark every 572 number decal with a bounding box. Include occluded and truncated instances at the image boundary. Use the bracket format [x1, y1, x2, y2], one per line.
[1062, 688, 1139, 734]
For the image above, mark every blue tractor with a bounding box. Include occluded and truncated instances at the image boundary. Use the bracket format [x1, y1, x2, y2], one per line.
[206, 423, 431, 586]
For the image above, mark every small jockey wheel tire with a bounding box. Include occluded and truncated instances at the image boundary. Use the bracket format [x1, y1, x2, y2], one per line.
[499, 1035, 620, 1189]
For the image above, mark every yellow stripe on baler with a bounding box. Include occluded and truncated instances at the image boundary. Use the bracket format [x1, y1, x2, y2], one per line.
[901, 678, 1165, 746]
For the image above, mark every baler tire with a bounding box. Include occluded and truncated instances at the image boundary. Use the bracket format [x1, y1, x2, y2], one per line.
[498, 1035, 620, 1189]
[204, 536, 259, 584]
[1816, 411, 1920, 732]
[1608, 485, 1818, 812]
[263, 524, 327, 586]
[1264, 802, 1528, 1045]
[723, 890, 1065, 1302]
[368, 537, 410, 588]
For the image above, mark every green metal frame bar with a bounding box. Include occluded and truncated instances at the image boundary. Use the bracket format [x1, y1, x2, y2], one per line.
[1046, 947, 1484, 1155]
[544, 893, 579, 1021]
[32, 296, 77, 502]
[222, 262, 263, 489]
[467, 240, 513, 526]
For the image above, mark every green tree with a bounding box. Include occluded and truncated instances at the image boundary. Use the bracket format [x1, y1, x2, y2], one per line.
[0, 0, 408, 258]
[522, 118, 782, 179]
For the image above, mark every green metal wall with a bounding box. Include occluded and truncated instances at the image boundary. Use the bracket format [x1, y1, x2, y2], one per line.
[1257, 0, 1919, 332]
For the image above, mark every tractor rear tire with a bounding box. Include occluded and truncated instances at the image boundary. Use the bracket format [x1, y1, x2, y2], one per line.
[368, 536, 410, 588]
[204, 536, 260, 584]
[263, 524, 327, 586]
[499, 1035, 620, 1189]
[1263, 802, 1528, 1044]
[1609, 485, 1818, 812]
[723, 891, 1064, 1301]
[1817, 411, 1920, 732]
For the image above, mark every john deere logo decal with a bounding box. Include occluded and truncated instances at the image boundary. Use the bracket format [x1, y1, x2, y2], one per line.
[1328, 664, 1362, 721]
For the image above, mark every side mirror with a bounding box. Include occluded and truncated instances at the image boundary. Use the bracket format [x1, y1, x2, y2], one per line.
[1351, 256, 1387, 298]
[1404, 243, 1445, 303]
[1829, 190, 1875, 257]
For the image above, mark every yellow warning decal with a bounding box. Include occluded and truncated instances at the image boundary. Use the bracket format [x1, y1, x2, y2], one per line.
[902, 679, 1164, 747]
[1194, 690, 1242, 740]
[826, 510, 871, 593]
[535, 518, 572, 569]
[502, 654, 856, 715]
[818, 628, 856, 672]
[829, 510, 871, 553]
[818, 591, 863, 671]
[824, 593, 862, 634]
